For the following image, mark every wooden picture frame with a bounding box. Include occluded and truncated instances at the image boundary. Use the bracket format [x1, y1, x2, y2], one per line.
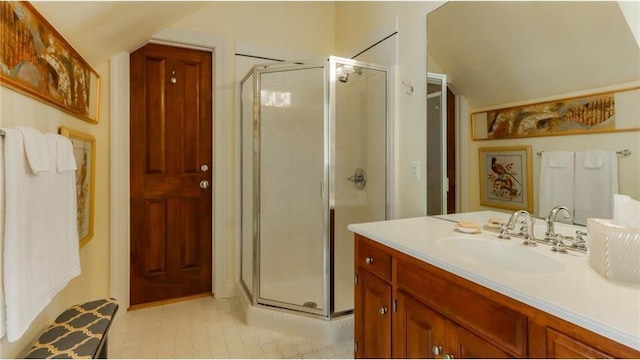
[471, 87, 640, 140]
[479, 146, 533, 212]
[60, 126, 96, 247]
[1, 2, 100, 123]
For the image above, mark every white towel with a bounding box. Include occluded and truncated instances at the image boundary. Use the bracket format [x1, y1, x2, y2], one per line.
[48, 134, 77, 173]
[583, 149, 604, 169]
[14, 127, 50, 174]
[3, 128, 81, 342]
[538, 151, 574, 219]
[574, 150, 618, 225]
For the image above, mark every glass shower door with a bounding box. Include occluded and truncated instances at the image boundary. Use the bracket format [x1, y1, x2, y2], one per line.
[331, 58, 388, 314]
[257, 66, 328, 315]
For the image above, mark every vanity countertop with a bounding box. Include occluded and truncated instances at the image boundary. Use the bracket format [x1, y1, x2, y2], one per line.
[348, 211, 640, 351]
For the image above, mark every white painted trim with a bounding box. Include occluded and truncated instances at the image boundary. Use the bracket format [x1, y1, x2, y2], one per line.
[110, 52, 130, 308]
[109, 28, 232, 310]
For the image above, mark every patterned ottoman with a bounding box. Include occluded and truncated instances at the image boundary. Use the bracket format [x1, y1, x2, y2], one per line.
[25, 298, 119, 359]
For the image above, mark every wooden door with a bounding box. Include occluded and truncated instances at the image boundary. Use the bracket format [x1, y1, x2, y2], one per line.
[355, 269, 391, 358]
[393, 291, 447, 359]
[446, 86, 456, 213]
[129, 43, 212, 306]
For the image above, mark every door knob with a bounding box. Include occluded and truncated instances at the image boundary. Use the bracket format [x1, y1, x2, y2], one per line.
[379, 307, 388, 315]
[200, 180, 210, 189]
[365, 257, 374, 264]
[201, 164, 209, 172]
[432, 346, 442, 356]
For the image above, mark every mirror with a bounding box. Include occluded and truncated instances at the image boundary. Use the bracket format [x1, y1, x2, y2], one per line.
[427, 1, 640, 220]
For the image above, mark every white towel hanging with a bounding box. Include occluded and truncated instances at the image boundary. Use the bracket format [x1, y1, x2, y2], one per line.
[538, 151, 575, 219]
[2, 127, 81, 342]
[574, 150, 618, 225]
[14, 127, 50, 174]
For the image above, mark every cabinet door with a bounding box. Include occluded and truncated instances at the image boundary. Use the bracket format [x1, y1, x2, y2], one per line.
[393, 291, 447, 359]
[355, 269, 392, 358]
[546, 328, 611, 358]
[447, 322, 512, 359]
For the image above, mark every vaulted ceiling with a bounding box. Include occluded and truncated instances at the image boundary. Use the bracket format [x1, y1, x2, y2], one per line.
[31, 1, 640, 110]
[427, 1, 640, 109]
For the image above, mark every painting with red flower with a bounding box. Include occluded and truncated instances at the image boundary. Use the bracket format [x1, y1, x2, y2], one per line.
[479, 146, 533, 212]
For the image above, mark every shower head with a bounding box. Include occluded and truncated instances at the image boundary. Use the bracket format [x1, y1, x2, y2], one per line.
[336, 64, 363, 83]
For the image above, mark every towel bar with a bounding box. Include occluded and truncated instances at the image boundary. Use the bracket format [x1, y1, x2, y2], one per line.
[536, 149, 631, 157]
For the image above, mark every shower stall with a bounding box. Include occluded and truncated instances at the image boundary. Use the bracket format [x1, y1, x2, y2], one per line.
[240, 56, 389, 319]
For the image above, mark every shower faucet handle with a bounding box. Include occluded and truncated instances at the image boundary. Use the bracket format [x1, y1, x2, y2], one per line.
[365, 257, 374, 264]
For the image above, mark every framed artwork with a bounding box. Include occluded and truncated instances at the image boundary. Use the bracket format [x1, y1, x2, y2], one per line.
[1, 2, 100, 123]
[59, 126, 96, 247]
[479, 146, 533, 212]
[471, 87, 640, 140]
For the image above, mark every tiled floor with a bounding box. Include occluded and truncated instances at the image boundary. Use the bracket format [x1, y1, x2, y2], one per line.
[108, 296, 354, 359]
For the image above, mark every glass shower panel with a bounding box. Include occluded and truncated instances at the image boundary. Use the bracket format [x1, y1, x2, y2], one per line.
[258, 67, 327, 312]
[240, 74, 254, 298]
[332, 62, 387, 314]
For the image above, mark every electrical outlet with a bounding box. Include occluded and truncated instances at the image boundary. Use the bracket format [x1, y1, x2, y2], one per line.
[411, 161, 420, 180]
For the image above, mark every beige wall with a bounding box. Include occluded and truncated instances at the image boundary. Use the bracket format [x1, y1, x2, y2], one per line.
[335, 1, 446, 219]
[0, 62, 111, 357]
[459, 84, 640, 216]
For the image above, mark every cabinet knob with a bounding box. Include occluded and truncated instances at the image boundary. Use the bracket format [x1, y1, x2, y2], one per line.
[445, 354, 454, 359]
[379, 307, 388, 315]
[432, 346, 442, 355]
[365, 257, 374, 264]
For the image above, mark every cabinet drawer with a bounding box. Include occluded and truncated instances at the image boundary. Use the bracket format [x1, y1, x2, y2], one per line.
[397, 257, 527, 357]
[356, 235, 392, 281]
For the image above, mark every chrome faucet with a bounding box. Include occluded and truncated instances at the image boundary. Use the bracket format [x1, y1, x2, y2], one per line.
[544, 205, 573, 243]
[507, 210, 536, 246]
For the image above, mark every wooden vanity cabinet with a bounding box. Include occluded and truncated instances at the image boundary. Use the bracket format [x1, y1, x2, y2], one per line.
[354, 237, 392, 358]
[393, 290, 447, 358]
[354, 234, 640, 359]
[355, 268, 391, 358]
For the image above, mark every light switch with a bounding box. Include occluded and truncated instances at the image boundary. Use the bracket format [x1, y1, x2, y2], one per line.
[411, 161, 421, 180]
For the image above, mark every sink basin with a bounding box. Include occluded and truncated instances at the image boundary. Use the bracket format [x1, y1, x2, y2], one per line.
[436, 237, 565, 273]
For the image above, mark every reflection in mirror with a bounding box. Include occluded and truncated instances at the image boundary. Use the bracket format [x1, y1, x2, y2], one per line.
[427, 1, 640, 223]
[426, 72, 449, 215]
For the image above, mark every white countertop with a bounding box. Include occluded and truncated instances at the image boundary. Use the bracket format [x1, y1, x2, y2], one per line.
[348, 211, 640, 351]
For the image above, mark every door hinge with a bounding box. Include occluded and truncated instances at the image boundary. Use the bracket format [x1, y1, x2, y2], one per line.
[393, 299, 398, 312]
[354, 341, 358, 353]
[354, 274, 358, 286]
